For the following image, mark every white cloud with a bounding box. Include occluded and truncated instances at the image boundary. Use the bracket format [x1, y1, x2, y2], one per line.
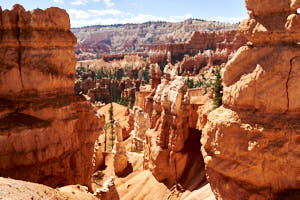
[68, 7, 246, 28]
[53, 0, 63, 3]
[71, 0, 88, 5]
[68, 8, 123, 20]
[168, 14, 193, 22]
[71, 0, 100, 6]
[68, 9, 92, 19]
[68, 8, 194, 27]
[71, 0, 113, 7]
[88, 9, 122, 16]
[104, 0, 114, 7]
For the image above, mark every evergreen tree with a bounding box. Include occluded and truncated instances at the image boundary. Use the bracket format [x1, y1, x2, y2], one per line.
[140, 68, 150, 84]
[116, 68, 125, 81]
[97, 69, 105, 79]
[120, 97, 129, 106]
[110, 84, 120, 103]
[108, 102, 115, 151]
[212, 67, 223, 109]
[186, 77, 194, 88]
[97, 94, 105, 103]
[194, 78, 203, 88]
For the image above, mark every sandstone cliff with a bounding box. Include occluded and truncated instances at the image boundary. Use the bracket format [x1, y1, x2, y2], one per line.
[148, 30, 246, 73]
[201, 0, 300, 199]
[0, 5, 104, 189]
[72, 20, 238, 60]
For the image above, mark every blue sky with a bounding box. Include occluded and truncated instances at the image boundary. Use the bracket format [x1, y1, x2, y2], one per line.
[0, 0, 248, 27]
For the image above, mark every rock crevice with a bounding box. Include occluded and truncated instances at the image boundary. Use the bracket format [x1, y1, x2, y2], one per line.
[286, 58, 293, 112]
[16, 11, 24, 89]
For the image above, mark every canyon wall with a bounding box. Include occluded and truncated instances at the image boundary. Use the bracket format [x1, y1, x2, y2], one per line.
[148, 30, 247, 75]
[150, 30, 246, 64]
[201, 0, 300, 199]
[0, 5, 104, 188]
[155, 30, 245, 56]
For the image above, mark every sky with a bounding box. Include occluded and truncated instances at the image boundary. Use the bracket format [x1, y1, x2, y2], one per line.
[0, 0, 248, 28]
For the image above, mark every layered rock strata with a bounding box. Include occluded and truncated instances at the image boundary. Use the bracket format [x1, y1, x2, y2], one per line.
[73, 20, 238, 60]
[149, 30, 246, 67]
[0, 5, 104, 189]
[144, 71, 206, 187]
[201, 0, 300, 199]
[178, 49, 231, 76]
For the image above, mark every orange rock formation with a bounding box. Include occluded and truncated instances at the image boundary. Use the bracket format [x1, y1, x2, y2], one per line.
[0, 5, 104, 189]
[143, 70, 206, 188]
[149, 30, 246, 68]
[201, 0, 300, 199]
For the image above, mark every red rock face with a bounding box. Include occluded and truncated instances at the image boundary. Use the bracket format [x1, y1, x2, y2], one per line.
[201, 0, 300, 199]
[148, 30, 246, 71]
[0, 5, 77, 98]
[0, 5, 105, 189]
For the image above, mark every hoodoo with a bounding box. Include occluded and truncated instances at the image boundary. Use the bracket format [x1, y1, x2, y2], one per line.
[0, 5, 104, 188]
[201, 0, 300, 199]
[143, 66, 207, 189]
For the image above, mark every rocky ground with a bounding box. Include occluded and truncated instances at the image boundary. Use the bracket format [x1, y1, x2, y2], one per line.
[0, 177, 99, 200]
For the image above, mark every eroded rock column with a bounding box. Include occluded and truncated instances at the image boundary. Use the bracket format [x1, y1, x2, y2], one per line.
[130, 106, 150, 152]
[201, 0, 300, 199]
[0, 5, 105, 189]
[113, 121, 129, 176]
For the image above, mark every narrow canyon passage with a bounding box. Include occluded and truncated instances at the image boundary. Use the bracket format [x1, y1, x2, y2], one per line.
[178, 128, 206, 190]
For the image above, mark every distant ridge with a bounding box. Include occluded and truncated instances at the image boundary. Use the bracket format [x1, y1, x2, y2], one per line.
[72, 19, 239, 60]
[71, 18, 214, 29]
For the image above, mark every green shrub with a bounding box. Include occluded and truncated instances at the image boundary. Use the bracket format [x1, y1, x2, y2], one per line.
[120, 97, 129, 106]
[186, 77, 194, 89]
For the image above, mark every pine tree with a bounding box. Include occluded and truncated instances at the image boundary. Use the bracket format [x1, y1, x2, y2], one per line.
[120, 97, 129, 106]
[212, 66, 223, 109]
[141, 68, 150, 84]
[108, 102, 115, 151]
[186, 77, 194, 88]
[129, 96, 135, 109]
